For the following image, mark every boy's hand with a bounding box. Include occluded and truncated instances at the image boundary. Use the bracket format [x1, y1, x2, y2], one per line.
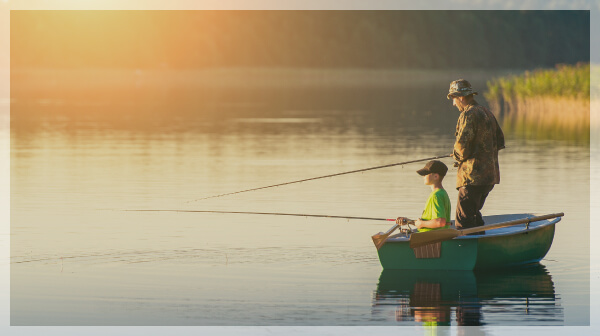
[415, 218, 424, 229]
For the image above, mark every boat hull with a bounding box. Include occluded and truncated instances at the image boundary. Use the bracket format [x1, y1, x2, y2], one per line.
[376, 214, 558, 270]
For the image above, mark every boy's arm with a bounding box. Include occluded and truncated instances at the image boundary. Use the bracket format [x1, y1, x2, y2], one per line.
[415, 217, 447, 229]
[417, 191, 450, 229]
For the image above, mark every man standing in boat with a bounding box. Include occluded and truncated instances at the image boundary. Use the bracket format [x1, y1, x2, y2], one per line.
[448, 79, 505, 232]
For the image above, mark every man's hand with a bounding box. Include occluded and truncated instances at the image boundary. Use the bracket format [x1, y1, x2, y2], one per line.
[452, 151, 461, 167]
[452, 150, 460, 162]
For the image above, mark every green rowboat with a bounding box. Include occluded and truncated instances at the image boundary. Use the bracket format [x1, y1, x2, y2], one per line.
[375, 213, 562, 270]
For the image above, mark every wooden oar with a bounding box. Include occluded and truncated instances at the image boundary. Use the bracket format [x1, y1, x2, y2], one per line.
[408, 213, 564, 249]
[186, 154, 452, 203]
[372, 218, 415, 250]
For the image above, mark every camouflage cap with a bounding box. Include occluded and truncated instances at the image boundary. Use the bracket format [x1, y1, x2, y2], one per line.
[447, 79, 478, 99]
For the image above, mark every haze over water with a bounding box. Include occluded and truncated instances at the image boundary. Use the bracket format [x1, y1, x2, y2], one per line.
[10, 69, 589, 326]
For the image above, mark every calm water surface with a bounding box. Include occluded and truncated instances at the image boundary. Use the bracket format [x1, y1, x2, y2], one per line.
[10, 69, 589, 326]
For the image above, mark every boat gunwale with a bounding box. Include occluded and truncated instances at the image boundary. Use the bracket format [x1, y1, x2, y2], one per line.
[385, 214, 562, 243]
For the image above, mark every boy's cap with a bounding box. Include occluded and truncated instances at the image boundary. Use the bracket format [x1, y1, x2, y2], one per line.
[417, 160, 448, 177]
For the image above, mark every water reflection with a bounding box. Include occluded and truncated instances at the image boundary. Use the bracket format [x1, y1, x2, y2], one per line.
[10, 68, 587, 325]
[372, 264, 563, 326]
[11, 69, 465, 138]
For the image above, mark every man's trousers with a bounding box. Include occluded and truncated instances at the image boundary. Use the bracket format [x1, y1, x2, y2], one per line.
[455, 184, 495, 233]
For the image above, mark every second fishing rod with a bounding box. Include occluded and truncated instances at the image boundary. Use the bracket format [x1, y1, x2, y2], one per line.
[186, 154, 453, 203]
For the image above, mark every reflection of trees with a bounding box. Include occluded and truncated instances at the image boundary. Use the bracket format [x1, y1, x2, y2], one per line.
[373, 264, 563, 326]
[10, 83, 458, 138]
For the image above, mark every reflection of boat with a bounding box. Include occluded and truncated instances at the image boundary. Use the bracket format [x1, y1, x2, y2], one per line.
[373, 264, 562, 326]
[376, 214, 561, 270]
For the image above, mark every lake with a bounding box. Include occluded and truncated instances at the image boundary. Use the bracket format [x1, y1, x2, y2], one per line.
[9, 69, 590, 327]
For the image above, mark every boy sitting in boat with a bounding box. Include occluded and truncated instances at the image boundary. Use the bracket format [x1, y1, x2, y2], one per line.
[397, 160, 451, 232]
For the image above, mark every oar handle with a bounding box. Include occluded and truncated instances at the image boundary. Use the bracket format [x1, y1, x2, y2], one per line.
[460, 212, 564, 235]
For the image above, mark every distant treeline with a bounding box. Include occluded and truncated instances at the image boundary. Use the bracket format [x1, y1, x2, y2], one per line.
[11, 10, 589, 69]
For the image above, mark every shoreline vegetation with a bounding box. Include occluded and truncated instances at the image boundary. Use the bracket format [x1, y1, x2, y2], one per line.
[484, 63, 590, 143]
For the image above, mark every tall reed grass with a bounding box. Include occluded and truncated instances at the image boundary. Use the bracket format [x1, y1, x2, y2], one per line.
[485, 63, 590, 143]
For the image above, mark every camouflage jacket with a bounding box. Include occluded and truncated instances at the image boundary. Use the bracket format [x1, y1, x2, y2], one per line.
[453, 102, 505, 189]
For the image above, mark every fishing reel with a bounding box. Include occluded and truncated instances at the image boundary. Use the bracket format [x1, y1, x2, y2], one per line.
[399, 226, 417, 237]
[400, 226, 419, 236]
[396, 217, 417, 237]
[400, 227, 413, 236]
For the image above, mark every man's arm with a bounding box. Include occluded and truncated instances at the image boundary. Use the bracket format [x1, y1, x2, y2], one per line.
[494, 115, 506, 151]
[453, 111, 477, 162]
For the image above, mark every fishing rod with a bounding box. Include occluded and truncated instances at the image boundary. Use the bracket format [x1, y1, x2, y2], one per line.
[123, 209, 398, 222]
[186, 153, 452, 203]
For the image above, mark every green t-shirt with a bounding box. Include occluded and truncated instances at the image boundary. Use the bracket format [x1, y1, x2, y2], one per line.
[419, 188, 451, 232]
